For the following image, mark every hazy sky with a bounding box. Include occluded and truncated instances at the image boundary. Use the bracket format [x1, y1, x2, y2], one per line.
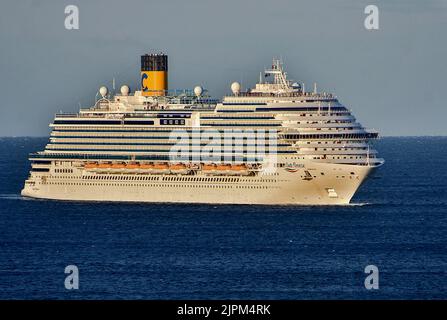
[1, 0, 446, 136]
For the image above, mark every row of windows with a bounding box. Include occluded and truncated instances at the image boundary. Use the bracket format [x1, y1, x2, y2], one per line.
[83, 175, 158, 181]
[44, 148, 293, 154]
[50, 141, 290, 147]
[292, 112, 349, 117]
[54, 168, 73, 173]
[54, 120, 156, 126]
[295, 120, 353, 125]
[52, 114, 354, 131]
[221, 102, 267, 106]
[303, 141, 366, 145]
[53, 120, 121, 125]
[50, 135, 280, 140]
[50, 139, 367, 148]
[30, 153, 261, 161]
[215, 110, 350, 118]
[217, 109, 255, 113]
[160, 119, 185, 125]
[123, 120, 155, 125]
[312, 127, 356, 131]
[305, 147, 367, 151]
[31, 168, 49, 172]
[255, 106, 347, 112]
[201, 116, 275, 120]
[44, 181, 276, 189]
[279, 155, 367, 160]
[311, 156, 365, 160]
[203, 123, 282, 127]
[51, 175, 279, 183]
[32, 160, 52, 165]
[52, 129, 281, 134]
[282, 133, 378, 140]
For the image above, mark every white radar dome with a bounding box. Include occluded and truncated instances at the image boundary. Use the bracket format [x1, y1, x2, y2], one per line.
[194, 86, 203, 97]
[99, 86, 108, 98]
[231, 82, 241, 94]
[120, 85, 130, 96]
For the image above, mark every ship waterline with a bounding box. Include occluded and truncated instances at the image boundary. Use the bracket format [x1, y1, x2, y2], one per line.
[21, 54, 383, 205]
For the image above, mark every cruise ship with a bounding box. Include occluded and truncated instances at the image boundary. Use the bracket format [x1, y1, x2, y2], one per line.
[21, 53, 383, 205]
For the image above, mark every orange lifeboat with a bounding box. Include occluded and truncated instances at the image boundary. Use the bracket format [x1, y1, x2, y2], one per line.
[126, 164, 140, 169]
[111, 163, 125, 169]
[170, 164, 187, 170]
[216, 164, 231, 170]
[84, 163, 97, 169]
[98, 163, 111, 169]
[230, 164, 246, 171]
[140, 163, 155, 169]
[150, 162, 170, 174]
[154, 163, 169, 170]
[228, 164, 249, 176]
[202, 164, 216, 171]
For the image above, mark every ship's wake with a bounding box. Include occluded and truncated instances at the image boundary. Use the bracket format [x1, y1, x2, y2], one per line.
[0, 194, 27, 200]
[342, 202, 372, 206]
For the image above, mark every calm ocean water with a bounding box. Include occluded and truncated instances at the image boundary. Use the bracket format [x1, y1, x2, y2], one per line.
[0, 137, 445, 299]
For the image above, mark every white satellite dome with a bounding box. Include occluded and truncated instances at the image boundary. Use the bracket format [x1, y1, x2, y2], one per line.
[231, 82, 241, 95]
[120, 85, 130, 96]
[99, 86, 108, 98]
[194, 86, 203, 97]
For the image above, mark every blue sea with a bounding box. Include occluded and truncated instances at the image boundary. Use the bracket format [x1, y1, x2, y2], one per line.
[0, 137, 446, 299]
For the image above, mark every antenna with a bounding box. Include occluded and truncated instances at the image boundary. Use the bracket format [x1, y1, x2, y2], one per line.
[313, 83, 317, 94]
[259, 72, 263, 84]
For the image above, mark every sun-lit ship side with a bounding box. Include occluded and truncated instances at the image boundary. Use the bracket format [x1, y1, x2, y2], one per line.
[21, 54, 383, 205]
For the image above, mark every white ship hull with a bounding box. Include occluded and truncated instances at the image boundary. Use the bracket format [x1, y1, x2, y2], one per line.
[21, 162, 375, 205]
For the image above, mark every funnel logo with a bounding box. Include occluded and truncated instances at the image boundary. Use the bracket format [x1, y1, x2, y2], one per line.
[141, 72, 149, 92]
